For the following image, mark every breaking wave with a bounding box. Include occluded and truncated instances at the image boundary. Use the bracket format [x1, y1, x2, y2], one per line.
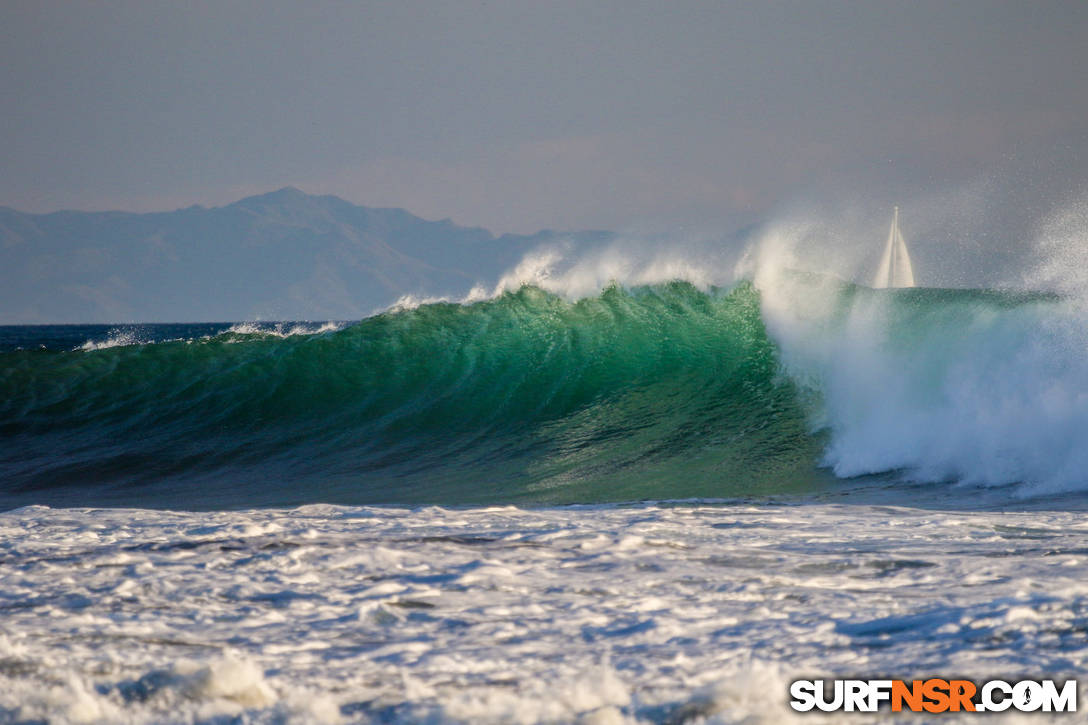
[2, 259, 1084, 510]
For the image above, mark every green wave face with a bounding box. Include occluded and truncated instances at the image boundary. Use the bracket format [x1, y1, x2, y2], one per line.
[0, 282, 820, 508]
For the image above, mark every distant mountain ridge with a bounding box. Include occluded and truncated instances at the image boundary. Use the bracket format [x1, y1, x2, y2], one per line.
[0, 188, 610, 323]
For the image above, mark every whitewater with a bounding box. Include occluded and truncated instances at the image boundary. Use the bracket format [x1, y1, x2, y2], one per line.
[3, 217, 1088, 723]
[3, 503, 1087, 724]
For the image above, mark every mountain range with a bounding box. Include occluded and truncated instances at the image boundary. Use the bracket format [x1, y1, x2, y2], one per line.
[0, 188, 612, 323]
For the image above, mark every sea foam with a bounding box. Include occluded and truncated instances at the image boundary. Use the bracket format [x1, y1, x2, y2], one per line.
[0, 503, 1084, 723]
[740, 217, 1088, 496]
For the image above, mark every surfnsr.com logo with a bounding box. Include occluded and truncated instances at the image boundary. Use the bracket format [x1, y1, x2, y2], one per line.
[790, 679, 1077, 713]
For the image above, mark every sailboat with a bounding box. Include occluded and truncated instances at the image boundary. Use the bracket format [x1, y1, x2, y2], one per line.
[872, 206, 915, 288]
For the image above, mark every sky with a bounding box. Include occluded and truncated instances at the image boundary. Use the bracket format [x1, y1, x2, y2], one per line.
[2, 0, 1087, 234]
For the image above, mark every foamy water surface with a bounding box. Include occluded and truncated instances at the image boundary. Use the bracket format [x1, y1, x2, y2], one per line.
[1, 503, 1085, 724]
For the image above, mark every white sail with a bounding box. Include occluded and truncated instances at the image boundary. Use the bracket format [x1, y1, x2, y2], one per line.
[873, 222, 895, 288]
[892, 223, 914, 287]
[872, 207, 915, 288]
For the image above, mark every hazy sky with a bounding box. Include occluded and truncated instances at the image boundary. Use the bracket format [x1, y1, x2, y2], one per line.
[3, 1, 1087, 233]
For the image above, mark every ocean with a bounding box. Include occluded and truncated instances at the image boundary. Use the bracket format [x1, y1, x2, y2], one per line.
[2, 274, 1087, 723]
